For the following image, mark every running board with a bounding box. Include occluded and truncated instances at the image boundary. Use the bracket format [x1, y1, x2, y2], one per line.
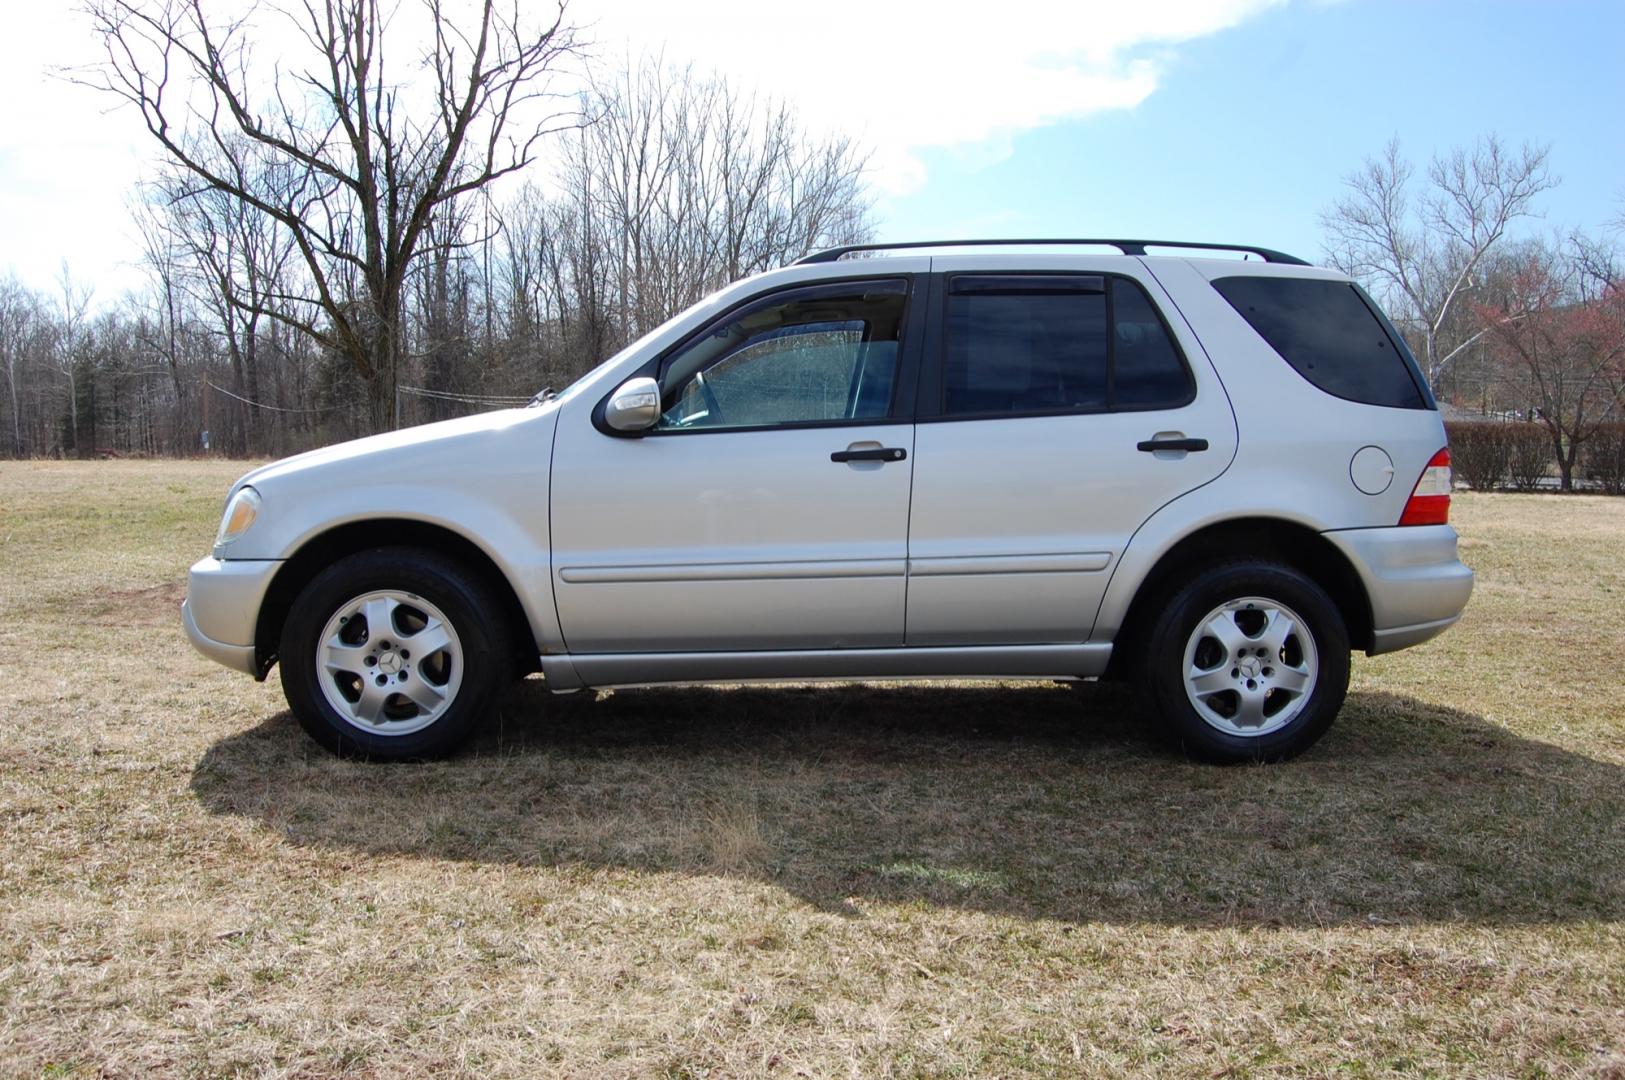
[539, 643, 1111, 691]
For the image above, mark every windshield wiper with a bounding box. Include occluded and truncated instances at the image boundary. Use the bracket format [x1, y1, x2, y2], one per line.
[526, 386, 556, 407]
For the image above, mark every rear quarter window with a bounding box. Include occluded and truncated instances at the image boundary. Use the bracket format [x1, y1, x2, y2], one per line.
[1211, 276, 1430, 409]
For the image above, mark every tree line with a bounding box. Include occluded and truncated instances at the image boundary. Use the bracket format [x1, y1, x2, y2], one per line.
[1, 1, 869, 458]
[1, 2, 1620, 489]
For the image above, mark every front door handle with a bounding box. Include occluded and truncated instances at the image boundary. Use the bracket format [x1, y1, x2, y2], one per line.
[1136, 437, 1209, 453]
[831, 446, 907, 463]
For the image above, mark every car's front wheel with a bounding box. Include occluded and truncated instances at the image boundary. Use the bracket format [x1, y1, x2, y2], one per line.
[279, 548, 509, 759]
[1140, 561, 1350, 763]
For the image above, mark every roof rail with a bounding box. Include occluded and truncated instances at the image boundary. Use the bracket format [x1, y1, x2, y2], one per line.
[795, 238, 1311, 267]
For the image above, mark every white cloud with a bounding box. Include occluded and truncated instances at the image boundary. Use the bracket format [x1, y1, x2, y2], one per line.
[576, 0, 1287, 194]
[0, 0, 1286, 297]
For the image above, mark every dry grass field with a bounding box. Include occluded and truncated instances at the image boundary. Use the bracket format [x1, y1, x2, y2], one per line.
[1, 460, 1622, 1078]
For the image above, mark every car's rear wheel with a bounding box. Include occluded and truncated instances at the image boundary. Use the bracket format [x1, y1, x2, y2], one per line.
[1141, 561, 1350, 762]
[279, 548, 509, 759]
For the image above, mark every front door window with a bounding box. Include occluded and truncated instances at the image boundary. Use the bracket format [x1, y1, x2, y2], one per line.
[658, 283, 907, 431]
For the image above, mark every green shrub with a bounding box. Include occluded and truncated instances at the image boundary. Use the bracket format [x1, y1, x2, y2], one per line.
[1506, 424, 1553, 491]
[1445, 421, 1511, 491]
[1585, 423, 1625, 495]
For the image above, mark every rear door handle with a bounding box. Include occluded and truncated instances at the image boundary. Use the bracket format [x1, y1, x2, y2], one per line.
[1136, 437, 1209, 453]
[831, 447, 907, 463]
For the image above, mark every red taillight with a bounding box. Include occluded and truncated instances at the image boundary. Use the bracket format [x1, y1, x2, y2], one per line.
[1399, 448, 1452, 526]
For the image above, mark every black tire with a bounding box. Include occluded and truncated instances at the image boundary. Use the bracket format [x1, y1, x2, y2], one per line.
[279, 547, 511, 760]
[1139, 560, 1350, 763]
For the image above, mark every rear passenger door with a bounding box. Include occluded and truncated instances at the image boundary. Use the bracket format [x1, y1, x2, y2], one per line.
[905, 256, 1237, 645]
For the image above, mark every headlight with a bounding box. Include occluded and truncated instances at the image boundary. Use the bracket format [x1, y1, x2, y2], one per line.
[214, 486, 261, 550]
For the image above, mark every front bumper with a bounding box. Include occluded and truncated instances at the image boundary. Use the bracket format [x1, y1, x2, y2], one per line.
[1322, 524, 1474, 655]
[181, 557, 282, 676]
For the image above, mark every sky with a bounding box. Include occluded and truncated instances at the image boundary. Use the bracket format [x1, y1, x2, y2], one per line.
[1, 0, 1620, 305]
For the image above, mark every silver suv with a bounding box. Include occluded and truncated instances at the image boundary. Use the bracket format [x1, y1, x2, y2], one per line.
[182, 239, 1473, 762]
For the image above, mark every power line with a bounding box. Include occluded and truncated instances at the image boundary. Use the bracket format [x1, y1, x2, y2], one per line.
[396, 384, 533, 406]
[205, 378, 532, 417]
[205, 380, 337, 414]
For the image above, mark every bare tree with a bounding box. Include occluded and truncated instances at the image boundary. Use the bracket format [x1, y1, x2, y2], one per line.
[79, 0, 581, 432]
[143, 161, 302, 450]
[1322, 135, 1557, 391]
[556, 59, 872, 353]
[0, 53, 874, 460]
[1476, 240, 1625, 490]
[53, 267, 95, 456]
[0, 278, 39, 456]
[414, 199, 476, 418]
[1573, 230, 1621, 293]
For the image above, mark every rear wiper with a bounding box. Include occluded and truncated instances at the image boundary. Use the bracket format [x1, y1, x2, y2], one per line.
[527, 386, 556, 407]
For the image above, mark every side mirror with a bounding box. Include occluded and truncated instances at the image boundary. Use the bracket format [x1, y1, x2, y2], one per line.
[604, 376, 661, 433]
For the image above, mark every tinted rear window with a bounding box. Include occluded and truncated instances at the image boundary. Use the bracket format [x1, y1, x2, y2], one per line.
[1211, 276, 1428, 409]
[940, 276, 1192, 417]
[944, 289, 1109, 415]
[1113, 279, 1192, 407]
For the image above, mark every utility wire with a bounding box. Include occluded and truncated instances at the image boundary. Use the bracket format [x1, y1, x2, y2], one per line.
[205, 380, 338, 414]
[206, 379, 530, 415]
[396, 384, 533, 405]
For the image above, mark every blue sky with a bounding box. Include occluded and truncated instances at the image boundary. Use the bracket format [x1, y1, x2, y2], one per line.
[879, 0, 1623, 262]
[0, 0, 1618, 298]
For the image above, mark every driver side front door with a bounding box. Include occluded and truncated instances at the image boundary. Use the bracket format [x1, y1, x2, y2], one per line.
[548, 275, 922, 654]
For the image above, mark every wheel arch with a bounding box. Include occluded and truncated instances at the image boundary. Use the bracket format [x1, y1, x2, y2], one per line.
[254, 518, 540, 678]
[1104, 516, 1374, 678]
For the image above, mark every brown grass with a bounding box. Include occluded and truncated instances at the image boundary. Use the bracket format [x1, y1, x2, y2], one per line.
[1, 460, 1622, 1077]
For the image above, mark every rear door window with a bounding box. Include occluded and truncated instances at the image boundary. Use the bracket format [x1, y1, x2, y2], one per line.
[1211, 276, 1430, 409]
[1113, 279, 1194, 408]
[944, 282, 1108, 414]
[938, 274, 1192, 417]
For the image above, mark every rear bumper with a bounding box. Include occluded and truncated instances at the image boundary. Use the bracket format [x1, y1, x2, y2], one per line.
[1322, 524, 1474, 655]
[182, 556, 282, 676]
